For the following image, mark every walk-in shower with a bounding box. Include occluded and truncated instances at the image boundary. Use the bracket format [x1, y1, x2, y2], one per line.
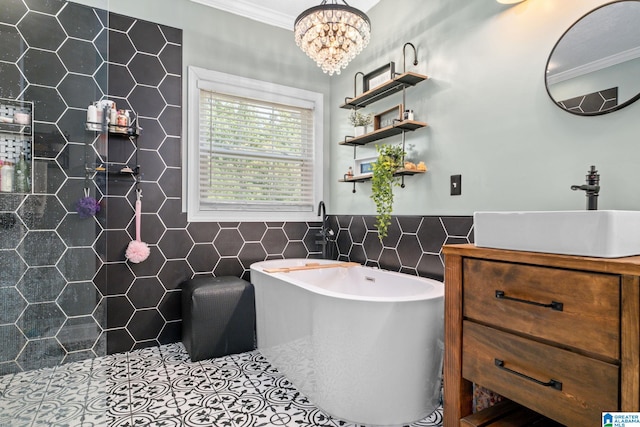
[0, 0, 109, 375]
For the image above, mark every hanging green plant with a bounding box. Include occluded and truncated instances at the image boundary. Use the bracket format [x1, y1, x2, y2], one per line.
[370, 144, 405, 240]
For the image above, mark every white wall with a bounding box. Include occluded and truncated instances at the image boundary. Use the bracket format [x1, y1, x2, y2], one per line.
[330, 0, 640, 215]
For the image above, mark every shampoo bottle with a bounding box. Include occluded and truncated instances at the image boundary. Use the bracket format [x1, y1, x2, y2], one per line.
[14, 153, 30, 193]
[1, 162, 14, 192]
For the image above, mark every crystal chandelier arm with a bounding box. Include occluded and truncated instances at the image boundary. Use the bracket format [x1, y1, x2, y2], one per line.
[403, 42, 418, 73]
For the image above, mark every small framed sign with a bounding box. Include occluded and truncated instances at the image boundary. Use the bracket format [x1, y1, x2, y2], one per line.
[363, 62, 395, 92]
[374, 104, 403, 130]
[354, 156, 377, 175]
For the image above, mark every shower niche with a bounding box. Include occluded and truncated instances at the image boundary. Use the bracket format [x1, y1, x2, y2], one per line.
[0, 98, 33, 194]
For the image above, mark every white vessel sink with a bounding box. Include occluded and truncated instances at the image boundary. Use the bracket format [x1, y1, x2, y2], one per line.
[474, 210, 640, 258]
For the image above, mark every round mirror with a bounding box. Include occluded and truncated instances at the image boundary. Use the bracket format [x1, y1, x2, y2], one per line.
[545, 1, 640, 115]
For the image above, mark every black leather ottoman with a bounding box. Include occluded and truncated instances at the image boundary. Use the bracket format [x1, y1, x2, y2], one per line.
[181, 276, 255, 362]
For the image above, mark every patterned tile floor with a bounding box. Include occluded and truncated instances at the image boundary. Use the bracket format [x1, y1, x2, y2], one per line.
[0, 343, 443, 427]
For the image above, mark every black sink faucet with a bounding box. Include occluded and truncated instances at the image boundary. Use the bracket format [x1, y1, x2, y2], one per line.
[571, 165, 600, 210]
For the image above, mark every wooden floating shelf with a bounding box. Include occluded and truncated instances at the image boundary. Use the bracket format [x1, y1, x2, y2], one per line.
[340, 72, 428, 109]
[339, 168, 426, 183]
[339, 120, 427, 146]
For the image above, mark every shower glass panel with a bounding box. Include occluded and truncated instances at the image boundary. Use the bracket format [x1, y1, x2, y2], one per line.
[0, 0, 109, 374]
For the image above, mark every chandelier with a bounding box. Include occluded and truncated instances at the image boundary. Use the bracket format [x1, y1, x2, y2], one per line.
[294, 0, 371, 76]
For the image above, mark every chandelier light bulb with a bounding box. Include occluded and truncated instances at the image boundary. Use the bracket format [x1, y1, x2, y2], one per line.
[294, 1, 371, 76]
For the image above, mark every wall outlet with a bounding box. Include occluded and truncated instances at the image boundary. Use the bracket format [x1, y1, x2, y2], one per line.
[451, 174, 462, 196]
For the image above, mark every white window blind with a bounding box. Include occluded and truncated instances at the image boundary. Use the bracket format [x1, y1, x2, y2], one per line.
[186, 67, 323, 222]
[199, 90, 315, 212]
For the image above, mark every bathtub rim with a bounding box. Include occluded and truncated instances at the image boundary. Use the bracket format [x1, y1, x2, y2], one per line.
[250, 258, 443, 303]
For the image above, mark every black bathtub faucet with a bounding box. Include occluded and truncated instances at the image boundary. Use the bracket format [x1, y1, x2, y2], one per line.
[316, 201, 335, 259]
[317, 200, 326, 219]
[570, 165, 600, 210]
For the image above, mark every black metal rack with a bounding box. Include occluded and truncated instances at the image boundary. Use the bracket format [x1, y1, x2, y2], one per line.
[338, 43, 429, 193]
[85, 108, 142, 185]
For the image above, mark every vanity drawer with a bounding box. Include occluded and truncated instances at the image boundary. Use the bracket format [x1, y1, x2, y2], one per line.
[463, 321, 619, 427]
[463, 258, 620, 359]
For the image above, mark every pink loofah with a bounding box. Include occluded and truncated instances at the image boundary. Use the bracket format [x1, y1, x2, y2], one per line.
[126, 239, 150, 263]
[126, 194, 150, 263]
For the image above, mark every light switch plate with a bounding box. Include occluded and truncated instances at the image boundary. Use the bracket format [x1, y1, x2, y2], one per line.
[451, 174, 462, 196]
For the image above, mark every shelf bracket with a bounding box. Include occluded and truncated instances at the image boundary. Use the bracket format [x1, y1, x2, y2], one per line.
[403, 42, 418, 73]
[353, 71, 365, 101]
[401, 43, 418, 111]
[84, 165, 98, 181]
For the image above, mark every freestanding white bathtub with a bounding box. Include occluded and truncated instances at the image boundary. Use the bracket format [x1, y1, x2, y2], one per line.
[250, 259, 444, 426]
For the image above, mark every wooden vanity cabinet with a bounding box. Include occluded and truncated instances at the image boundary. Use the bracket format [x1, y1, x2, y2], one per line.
[443, 244, 640, 427]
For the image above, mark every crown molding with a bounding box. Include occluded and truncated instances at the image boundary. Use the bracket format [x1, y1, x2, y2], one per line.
[547, 45, 640, 85]
[189, 0, 293, 30]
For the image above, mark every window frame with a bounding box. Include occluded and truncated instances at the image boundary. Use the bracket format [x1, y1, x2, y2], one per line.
[186, 66, 324, 222]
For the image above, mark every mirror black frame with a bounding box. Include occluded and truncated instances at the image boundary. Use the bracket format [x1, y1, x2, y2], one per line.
[545, 0, 640, 116]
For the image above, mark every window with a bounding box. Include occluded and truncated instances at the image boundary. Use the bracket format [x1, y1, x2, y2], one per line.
[186, 67, 323, 222]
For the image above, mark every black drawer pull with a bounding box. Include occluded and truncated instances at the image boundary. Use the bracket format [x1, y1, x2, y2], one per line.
[494, 359, 563, 390]
[495, 290, 563, 311]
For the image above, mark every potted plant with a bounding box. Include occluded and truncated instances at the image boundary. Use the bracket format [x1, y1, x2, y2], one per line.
[349, 110, 373, 137]
[370, 143, 405, 240]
